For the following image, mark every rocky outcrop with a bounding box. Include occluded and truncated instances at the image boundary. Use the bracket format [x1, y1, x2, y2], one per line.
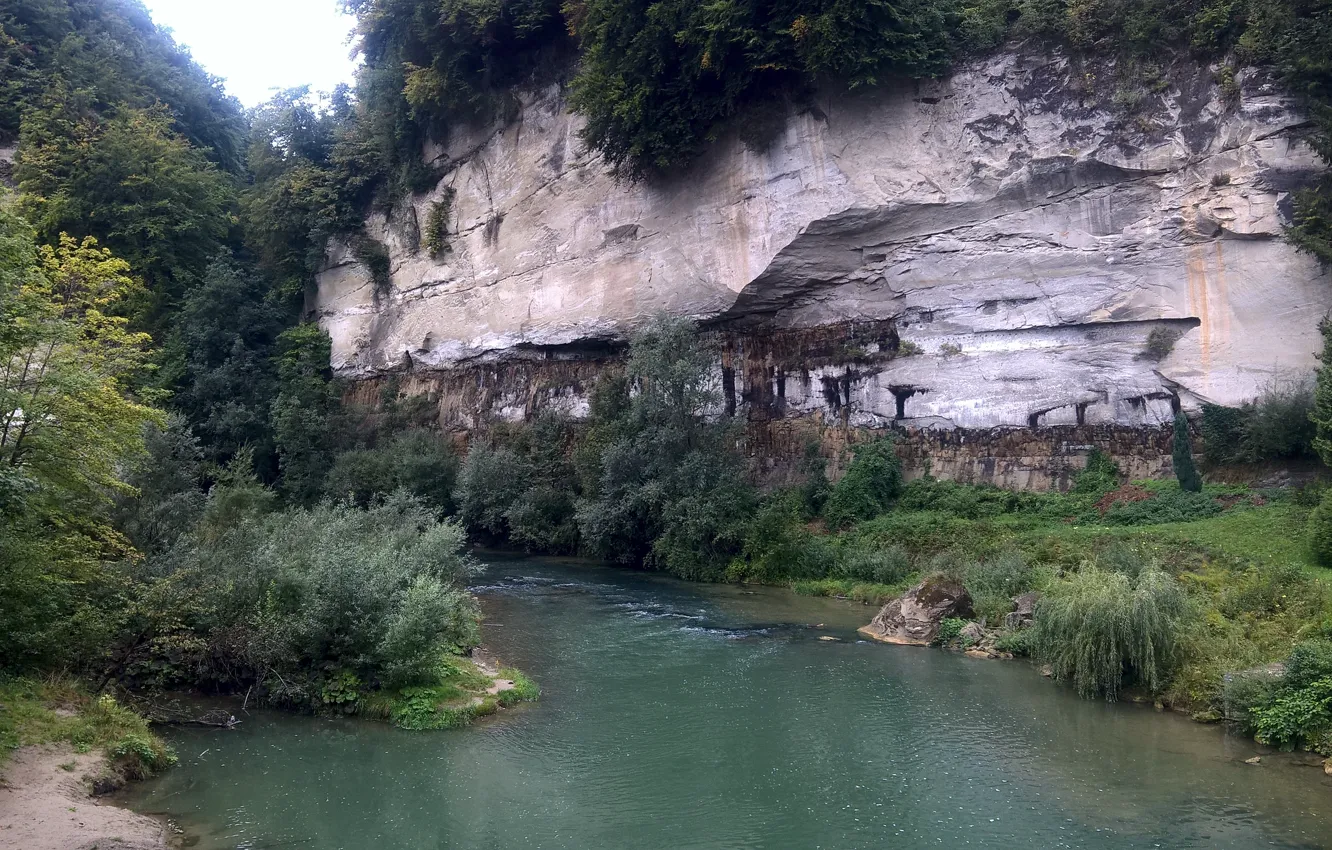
[1004, 592, 1040, 630]
[317, 51, 1329, 437]
[858, 577, 974, 646]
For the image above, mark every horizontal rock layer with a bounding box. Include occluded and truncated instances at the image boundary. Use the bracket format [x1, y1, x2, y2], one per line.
[317, 52, 1330, 435]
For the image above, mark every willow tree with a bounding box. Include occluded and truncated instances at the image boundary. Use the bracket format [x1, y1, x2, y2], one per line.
[1033, 564, 1192, 701]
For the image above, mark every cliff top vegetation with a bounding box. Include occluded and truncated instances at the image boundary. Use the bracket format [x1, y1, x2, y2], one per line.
[345, 0, 1332, 260]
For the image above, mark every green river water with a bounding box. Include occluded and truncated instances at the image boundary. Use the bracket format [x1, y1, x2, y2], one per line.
[125, 555, 1332, 849]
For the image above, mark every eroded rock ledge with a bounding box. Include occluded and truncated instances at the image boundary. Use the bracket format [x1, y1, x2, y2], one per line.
[318, 51, 1330, 444]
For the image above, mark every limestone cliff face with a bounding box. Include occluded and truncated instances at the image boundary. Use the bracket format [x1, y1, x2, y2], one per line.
[316, 52, 1329, 432]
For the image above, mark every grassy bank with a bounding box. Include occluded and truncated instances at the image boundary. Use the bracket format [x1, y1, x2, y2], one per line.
[774, 472, 1332, 760]
[359, 658, 539, 731]
[0, 677, 174, 781]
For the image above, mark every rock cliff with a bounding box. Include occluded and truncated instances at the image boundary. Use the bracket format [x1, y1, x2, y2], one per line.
[317, 52, 1329, 435]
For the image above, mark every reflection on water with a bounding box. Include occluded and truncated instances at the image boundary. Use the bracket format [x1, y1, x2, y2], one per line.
[125, 556, 1332, 849]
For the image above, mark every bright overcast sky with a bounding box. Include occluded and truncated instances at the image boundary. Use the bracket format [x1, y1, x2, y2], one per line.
[142, 0, 361, 107]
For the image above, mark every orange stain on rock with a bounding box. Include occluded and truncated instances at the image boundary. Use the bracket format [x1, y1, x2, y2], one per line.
[1213, 241, 1232, 351]
[1185, 244, 1211, 379]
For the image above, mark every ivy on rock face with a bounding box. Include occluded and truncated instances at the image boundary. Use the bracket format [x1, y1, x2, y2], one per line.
[569, 0, 956, 178]
[346, 0, 571, 196]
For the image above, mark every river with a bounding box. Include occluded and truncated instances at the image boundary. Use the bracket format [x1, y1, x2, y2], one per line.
[124, 555, 1332, 849]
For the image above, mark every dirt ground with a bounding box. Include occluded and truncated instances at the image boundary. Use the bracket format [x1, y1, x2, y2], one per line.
[0, 745, 172, 850]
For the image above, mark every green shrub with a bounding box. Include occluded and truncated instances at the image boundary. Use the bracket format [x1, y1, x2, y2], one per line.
[963, 551, 1039, 624]
[898, 478, 1021, 518]
[739, 495, 823, 582]
[1291, 174, 1332, 266]
[576, 317, 753, 576]
[1310, 489, 1332, 567]
[1033, 565, 1192, 700]
[994, 628, 1033, 656]
[650, 459, 755, 581]
[1202, 375, 1315, 465]
[1102, 488, 1222, 526]
[455, 445, 531, 538]
[933, 617, 967, 646]
[1234, 640, 1332, 751]
[1252, 678, 1332, 751]
[835, 541, 912, 585]
[111, 417, 207, 556]
[1315, 318, 1332, 466]
[1201, 403, 1248, 466]
[353, 237, 392, 292]
[1222, 671, 1278, 732]
[1096, 542, 1148, 577]
[138, 493, 481, 697]
[424, 188, 456, 257]
[507, 486, 580, 554]
[1217, 562, 1318, 619]
[851, 511, 1002, 558]
[1173, 413, 1203, 493]
[797, 444, 832, 519]
[1142, 326, 1181, 360]
[325, 430, 458, 514]
[497, 667, 540, 705]
[1241, 375, 1316, 461]
[823, 437, 904, 529]
[1285, 639, 1332, 689]
[1071, 449, 1121, 495]
[1293, 480, 1328, 508]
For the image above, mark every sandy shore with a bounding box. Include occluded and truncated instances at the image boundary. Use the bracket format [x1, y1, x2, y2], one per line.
[0, 745, 172, 850]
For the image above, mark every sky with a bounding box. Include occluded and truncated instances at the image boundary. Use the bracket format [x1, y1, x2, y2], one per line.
[141, 0, 361, 107]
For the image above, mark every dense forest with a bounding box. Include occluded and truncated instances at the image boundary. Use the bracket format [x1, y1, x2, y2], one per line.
[2, 0, 1332, 772]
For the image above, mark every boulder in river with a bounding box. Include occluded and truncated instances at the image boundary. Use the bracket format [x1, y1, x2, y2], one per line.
[858, 577, 974, 646]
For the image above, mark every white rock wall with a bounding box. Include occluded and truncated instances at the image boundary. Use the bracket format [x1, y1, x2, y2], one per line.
[315, 53, 1330, 429]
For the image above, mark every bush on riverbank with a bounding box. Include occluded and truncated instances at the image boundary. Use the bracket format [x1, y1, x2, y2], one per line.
[822, 438, 904, 529]
[361, 659, 540, 730]
[1032, 562, 1192, 700]
[1249, 639, 1332, 754]
[0, 677, 174, 779]
[117, 490, 483, 708]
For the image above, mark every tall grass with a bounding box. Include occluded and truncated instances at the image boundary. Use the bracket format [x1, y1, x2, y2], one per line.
[962, 551, 1043, 625]
[1033, 565, 1192, 700]
[0, 677, 174, 777]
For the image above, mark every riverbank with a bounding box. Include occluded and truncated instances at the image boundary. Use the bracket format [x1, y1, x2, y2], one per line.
[0, 745, 174, 850]
[0, 677, 178, 850]
[0, 652, 537, 846]
[358, 652, 539, 730]
[773, 476, 1332, 764]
